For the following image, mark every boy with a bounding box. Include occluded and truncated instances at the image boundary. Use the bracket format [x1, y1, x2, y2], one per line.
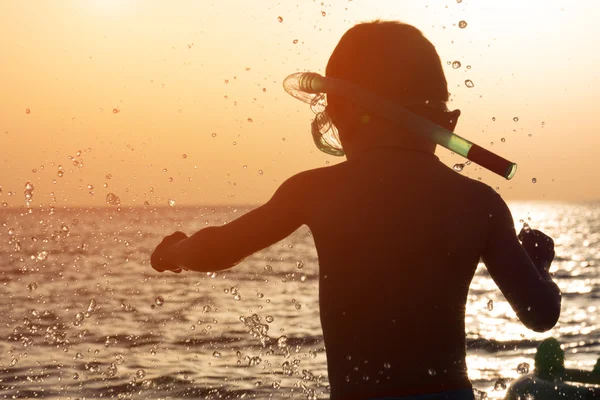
[151, 21, 561, 400]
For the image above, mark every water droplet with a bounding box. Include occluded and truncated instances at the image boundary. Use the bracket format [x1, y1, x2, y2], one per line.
[473, 389, 488, 400]
[266, 315, 274, 323]
[155, 296, 164, 306]
[277, 336, 288, 348]
[532, 178, 537, 183]
[464, 79, 474, 88]
[501, 138, 506, 142]
[211, 132, 217, 138]
[293, 39, 298, 44]
[494, 379, 507, 390]
[213, 351, 222, 358]
[182, 154, 187, 158]
[458, 20, 468, 29]
[75, 312, 85, 323]
[247, 118, 253, 122]
[453, 163, 465, 172]
[513, 117, 519, 122]
[321, 11, 326, 16]
[112, 108, 120, 114]
[106, 193, 121, 206]
[516, 362, 530, 374]
[85, 299, 97, 316]
[487, 299, 494, 311]
[25, 108, 31, 114]
[258, 169, 263, 175]
[452, 61, 461, 69]
[492, 117, 496, 121]
[277, 16, 283, 23]
[428, 368, 437, 376]
[136, 369, 145, 379]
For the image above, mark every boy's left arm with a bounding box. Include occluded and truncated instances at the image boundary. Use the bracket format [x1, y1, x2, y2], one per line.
[150, 173, 309, 273]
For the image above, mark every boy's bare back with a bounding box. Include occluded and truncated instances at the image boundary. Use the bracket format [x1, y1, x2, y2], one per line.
[152, 149, 559, 399]
[288, 150, 556, 398]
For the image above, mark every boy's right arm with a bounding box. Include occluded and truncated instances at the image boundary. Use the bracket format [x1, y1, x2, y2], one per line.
[481, 193, 561, 332]
[150, 171, 312, 273]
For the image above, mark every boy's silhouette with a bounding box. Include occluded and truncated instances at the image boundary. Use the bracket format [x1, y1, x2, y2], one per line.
[151, 21, 561, 400]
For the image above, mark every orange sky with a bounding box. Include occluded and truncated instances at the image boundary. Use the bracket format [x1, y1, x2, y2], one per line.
[1, 0, 599, 208]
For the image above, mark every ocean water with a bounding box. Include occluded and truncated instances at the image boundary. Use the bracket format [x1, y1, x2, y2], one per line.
[1, 202, 599, 399]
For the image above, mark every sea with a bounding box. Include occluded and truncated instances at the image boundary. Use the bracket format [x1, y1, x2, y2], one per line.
[1, 202, 599, 399]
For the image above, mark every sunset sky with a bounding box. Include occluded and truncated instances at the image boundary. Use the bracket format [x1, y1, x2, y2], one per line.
[1, 0, 599, 207]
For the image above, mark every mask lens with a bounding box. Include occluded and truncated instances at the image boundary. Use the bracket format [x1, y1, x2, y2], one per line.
[310, 93, 327, 114]
[311, 112, 345, 157]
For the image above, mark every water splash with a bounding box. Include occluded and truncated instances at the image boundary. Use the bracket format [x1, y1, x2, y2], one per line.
[516, 362, 530, 374]
[24, 181, 34, 207]
[106, 193, 121, 206]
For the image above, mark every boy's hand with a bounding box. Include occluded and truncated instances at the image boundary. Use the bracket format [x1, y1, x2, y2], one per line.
[518, 226, 555, 272]
[151, 231, 188, 273]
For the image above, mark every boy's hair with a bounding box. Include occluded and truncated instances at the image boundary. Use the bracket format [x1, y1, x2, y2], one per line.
[326, 20, 449, 107]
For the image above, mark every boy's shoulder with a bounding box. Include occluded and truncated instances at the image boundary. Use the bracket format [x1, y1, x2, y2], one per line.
[438, 166, 508, 213]
[285, 162, 348, 185]
[275, 163, 347, 203]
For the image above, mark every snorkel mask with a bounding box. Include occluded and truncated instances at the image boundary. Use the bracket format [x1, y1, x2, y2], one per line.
[283, 72, 517, 180]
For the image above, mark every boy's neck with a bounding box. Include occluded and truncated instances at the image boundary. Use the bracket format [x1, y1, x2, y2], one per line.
[343, 126, 436, 160]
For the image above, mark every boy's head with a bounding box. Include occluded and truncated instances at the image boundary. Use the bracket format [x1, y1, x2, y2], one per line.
[324, 21, 458, 145]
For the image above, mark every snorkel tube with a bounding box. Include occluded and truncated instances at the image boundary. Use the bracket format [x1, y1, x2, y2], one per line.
[283, 72, 517, 180]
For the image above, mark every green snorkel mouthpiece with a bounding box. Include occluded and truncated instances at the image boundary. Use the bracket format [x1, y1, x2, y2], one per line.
[283, 72, 518, 180]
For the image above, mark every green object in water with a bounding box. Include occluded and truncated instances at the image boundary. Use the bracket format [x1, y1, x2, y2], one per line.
[535, 337, 565, 378]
